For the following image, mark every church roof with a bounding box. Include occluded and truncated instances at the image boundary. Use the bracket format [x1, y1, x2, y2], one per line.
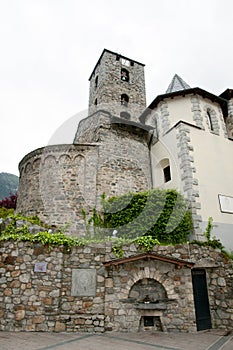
[166, 74, 191, 93]
[140, 87, 228, 123]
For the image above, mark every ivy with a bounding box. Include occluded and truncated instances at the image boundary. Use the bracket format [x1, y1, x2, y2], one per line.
[101, 189, 192, 244]
[0, 215, 87, 252]
[133, 236, 160, 252]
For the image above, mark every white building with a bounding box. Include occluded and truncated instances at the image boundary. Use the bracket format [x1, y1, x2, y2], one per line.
[141, 74, 233, 252]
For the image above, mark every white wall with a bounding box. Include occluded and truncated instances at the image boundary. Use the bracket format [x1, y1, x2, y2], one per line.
[151, 129, 181, 191]
[151, 93, 233, 251]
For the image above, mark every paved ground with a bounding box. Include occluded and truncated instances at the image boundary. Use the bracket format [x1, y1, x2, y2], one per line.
[0, 330, 232, 350]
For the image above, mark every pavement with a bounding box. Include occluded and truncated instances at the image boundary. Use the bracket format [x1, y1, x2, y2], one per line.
[0, 330, 232, 350]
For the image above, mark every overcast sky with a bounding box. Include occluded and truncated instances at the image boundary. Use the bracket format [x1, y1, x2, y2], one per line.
[1, 0, 233, 176]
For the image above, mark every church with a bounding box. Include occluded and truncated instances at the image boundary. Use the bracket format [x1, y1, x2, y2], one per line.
[16, 48, 233, 252]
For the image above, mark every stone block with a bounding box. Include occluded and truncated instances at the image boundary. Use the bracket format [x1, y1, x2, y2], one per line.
[15, 310, 25, 321]
[33, 315, 45, 324]
[55, 321, 66, 332]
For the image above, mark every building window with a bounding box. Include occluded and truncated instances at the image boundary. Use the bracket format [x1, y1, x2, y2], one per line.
[121, 94, 129, 106]
[94, 98, 97, 105]
[121, 68, 129, 82]
[95, 76, 98, 88]
[207, 110, 214, 131]
[120, 111, 131, 120]
[163, 165, 171, 183]
[121, 58, 130, 67]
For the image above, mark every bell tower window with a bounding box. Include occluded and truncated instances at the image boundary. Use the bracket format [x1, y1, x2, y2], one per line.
[121, 94, 129, 106]
[121, 68, 129, 82]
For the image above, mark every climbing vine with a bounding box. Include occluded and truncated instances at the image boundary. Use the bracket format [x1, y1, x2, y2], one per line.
[99, 189, 192, 244]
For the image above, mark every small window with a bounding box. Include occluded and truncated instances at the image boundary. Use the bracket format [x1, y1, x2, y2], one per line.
[95, 76, 98, 88]
[207, 110, 214, 131]
[94, 98, 97, 105]
[121, 68, 129, 82]
[121, 58, 130, 67]
[120, 111, 131, 120]
[121, 94, 129, 106]
[163, 165, 171, 183]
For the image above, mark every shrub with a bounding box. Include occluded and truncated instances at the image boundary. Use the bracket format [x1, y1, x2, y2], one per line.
[0, 193, 17, 209]
[101, 189, 193, 244]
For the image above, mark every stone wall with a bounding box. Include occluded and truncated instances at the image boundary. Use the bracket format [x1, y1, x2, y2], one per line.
[17, 144, 99, 234]
[0, 241, 232, 333]
[17, 113, 152, 233]
[88, 50, 146, 121]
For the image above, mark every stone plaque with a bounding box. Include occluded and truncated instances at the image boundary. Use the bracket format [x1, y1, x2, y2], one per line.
[34, 261, 47, 272]
[71, 269, 96, 296]
[219, 194, 233, 214]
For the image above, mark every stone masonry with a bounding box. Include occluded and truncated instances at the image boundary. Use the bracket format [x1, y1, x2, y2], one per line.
[0, 241, 232, 333]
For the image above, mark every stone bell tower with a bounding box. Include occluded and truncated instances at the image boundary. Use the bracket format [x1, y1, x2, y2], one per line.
[88, 49, 146, 122]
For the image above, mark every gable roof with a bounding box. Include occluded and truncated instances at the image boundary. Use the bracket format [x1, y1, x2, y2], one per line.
[103, 252, 194, 269]
[139, 87, 228, 123]
[166, 74, 191, 93]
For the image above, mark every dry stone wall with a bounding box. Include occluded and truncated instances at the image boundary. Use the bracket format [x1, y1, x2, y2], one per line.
[0, 241, 232, 333]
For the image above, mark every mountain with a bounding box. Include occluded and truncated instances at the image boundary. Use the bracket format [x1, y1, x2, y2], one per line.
[0, 172, 19, 200]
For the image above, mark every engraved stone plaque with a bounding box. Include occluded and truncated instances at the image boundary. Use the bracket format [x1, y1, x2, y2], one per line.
[71, 269, 96, 296]
[34, 261, 47, 272]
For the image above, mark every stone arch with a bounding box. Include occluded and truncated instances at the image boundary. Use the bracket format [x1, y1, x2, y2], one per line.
[32, 158, 41, 171]
[125, 268, 178, 300]
[58, 154, 71, 163]
[25, 162, 32, 174]
[203, 105, 220, 134]
[128, 278, 168, 302]
[74, 154, 85, 164]
[42, 155, 57, 166]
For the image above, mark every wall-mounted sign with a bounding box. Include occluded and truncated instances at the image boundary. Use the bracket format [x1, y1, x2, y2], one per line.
[34, 261, 47, 272]
[71, 269, 96, 296]
[218, 194, 233, 214]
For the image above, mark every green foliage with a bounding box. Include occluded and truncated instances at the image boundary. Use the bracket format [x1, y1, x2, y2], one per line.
[203, 216, 213, 241]
[0, 214, 87, 252]
[133, 235, 160, 252]
[112, 244, 124, 258]
[6, 213, 46, 226]
[0, 207, 14, 218]
[192, 217, 224, 251]
[0, 225, 86, 252]
[102, 189, 192, 244]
